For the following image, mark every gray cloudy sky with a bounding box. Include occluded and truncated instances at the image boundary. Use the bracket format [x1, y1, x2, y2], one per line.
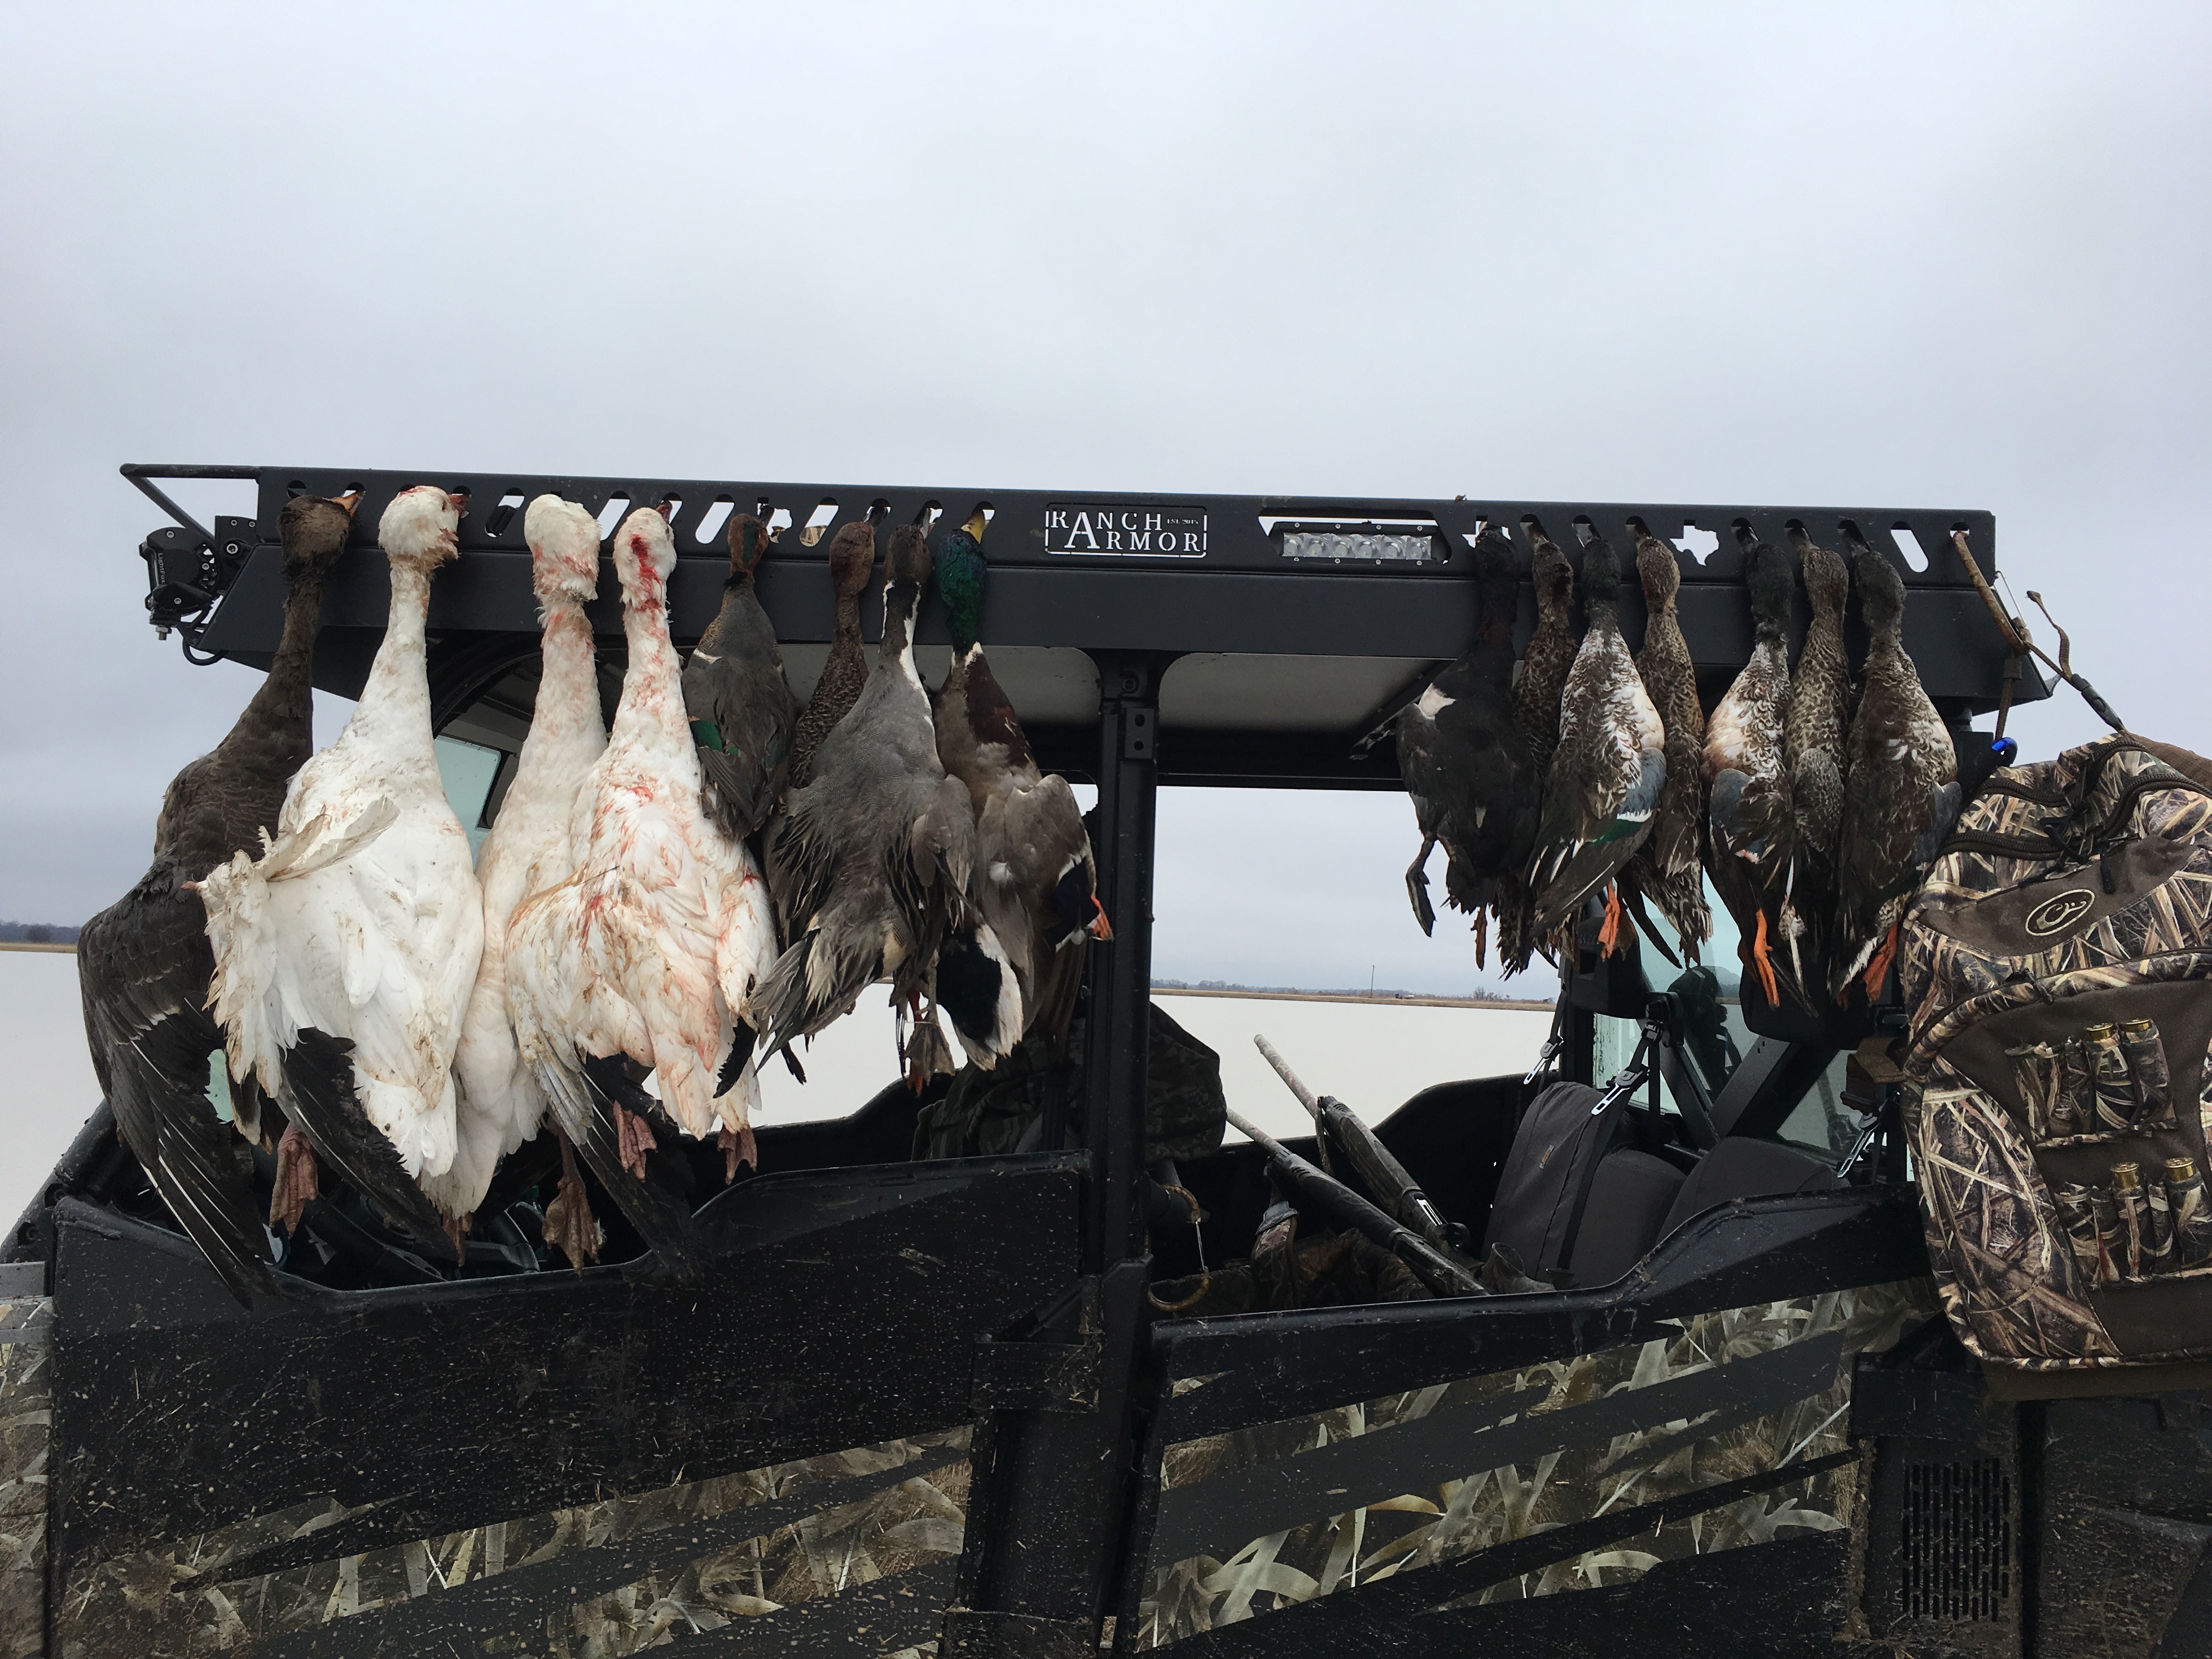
[3, 2, 2207, 997]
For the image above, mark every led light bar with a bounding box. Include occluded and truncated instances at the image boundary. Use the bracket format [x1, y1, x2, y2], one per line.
[1273, 518, 1440, 563]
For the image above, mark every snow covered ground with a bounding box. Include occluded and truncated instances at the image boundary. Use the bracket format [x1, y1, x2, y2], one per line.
[3, 949, 1553, 1227]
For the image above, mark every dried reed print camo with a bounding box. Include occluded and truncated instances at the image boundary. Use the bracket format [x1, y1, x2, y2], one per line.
[1134, 1280, 1934, 1646]
[1898, 737, 2212, 1370]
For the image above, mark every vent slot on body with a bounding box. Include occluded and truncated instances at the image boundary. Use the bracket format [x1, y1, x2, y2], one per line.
[1900, 1458, 2014, 1622]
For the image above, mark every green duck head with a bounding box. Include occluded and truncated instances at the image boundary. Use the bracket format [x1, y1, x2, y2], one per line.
[726, 512, 770, 581]
[935, 508, 989, 653]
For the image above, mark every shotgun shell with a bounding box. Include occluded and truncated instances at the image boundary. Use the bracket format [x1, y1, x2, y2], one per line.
[2085, 1024, 2134, 1135]
[2112, 1162, 2148, 1279]
[2167, 1159, 2212, 1268]
[2118, 1018, 2173, 1128]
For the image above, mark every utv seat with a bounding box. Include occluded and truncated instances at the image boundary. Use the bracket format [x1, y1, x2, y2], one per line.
[1483, 1082, 1687, 1284]
[1656, 1136, 1841, 1239]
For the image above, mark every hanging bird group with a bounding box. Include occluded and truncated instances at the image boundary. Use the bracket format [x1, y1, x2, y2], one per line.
[1394, 515, 1956, 1014]
[86, 486, 1105, 1301]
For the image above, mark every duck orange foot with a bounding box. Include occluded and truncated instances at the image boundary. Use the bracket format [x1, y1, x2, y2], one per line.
[1597, 883, 1626, 959]
[1861, 922, 1902, 1000]
[1750, 911, 1781, 1006]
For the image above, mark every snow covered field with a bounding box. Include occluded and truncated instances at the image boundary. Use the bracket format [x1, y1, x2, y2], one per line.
[1, 949, 1553, 1228]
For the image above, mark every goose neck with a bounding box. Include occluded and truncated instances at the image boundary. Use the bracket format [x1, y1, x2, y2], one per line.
[345, 560, 437, 760]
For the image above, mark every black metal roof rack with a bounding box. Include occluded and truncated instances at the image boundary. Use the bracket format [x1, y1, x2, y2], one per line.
[123, 462, 2042, 790]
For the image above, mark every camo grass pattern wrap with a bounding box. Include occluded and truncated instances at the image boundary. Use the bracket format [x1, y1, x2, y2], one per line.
[1898, 738, 2212, 1372]
[1134, 1282, 1932, 1646]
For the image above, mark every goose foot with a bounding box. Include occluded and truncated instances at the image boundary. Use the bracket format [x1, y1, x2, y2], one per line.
[1404, 837, 1437, 936]
[1597, 883, 1626, 958]
[1861, 922, 1901, 1000]
[1750, 911, 1781, 1006]
[444, 1212, 471, 1256]
[544, 1133, 600, 1272]
[613, 1103, 657, 1181]
[270, 1123, 319, 1234]
[718, 1120, 757, 1183]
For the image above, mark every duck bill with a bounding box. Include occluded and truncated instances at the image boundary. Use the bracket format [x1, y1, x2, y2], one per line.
[333, 489, 363, 516]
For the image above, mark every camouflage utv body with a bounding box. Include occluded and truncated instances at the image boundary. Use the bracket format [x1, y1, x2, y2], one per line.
[1899, 738, 2212, 1373]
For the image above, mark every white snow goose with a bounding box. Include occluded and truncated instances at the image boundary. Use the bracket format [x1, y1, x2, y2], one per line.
[504, 504, 776, 1276]
[78, 489, 358, 1301]
[196, 485, 483, 1264]
[430, 496, 608, 1252]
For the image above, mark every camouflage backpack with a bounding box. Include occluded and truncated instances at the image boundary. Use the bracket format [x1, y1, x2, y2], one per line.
[1898, 737, 2212, 1375]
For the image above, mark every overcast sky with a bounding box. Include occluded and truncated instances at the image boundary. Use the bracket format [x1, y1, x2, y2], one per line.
[4, 3, 2207, 997]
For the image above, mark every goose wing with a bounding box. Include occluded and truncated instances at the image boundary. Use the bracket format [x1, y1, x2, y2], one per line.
[78, 870, 274, 1305]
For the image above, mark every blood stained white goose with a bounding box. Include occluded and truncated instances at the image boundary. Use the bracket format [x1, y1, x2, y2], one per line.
[504, 504, 776, 1276]
[78, 488, 358, 1301]
[197, 486, 482, 1263]
[430, 497, 608, 1239]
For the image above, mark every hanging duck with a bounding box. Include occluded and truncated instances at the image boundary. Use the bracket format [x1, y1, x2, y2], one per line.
[1779, 528, 1852, 993]
[198, 487, 481, 1265]
[1498, 520, 1578, 970]
[1702, 540, 1798, 1008]
[1624, 527, 1711, 960]
[1832, 537, 1959, 1001]
[932, 509, 1111, 1056]
[436, 496, 608, 1255]
[78, 489, 358, 1302]
[684, 511, 802, 842]
[1393, 524, 1538, 967]
[504, 504, 777, 1276]
[758, 523, 1023, 1080]
[1525, 534, 1666, 953]
[787, 520, 878, 790]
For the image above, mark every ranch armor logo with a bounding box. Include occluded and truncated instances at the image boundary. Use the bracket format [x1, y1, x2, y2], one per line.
[1045, 504, 1207, 557]
[2025, 888, 2097, 937]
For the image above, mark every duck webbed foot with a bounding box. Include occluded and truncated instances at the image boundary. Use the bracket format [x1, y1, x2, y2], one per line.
[1404, 837, 1437, 935]
[1597, 882, 1626, 958]
[1861, 922, 1901, 1000]
[1472, 907, 1488, 969]
[544, 1132, 600, 1272]
[1748, 911, 1782, 1006]
[269, 1122, 319, 1234]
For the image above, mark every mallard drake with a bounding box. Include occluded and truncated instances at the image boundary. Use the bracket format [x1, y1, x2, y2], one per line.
[759, 524, 1023, 1079]
[503, 505, 776, 1277]
[1624, 528, 1711, 959]
[932, 510, 1110, 1055]
[1702, 541, 1798, 1007]
[1779, 528, 1852, 992]
[787, 520, 877, 790]
[1832, 539, 1959, 1000]
[1526, 534, 1666, 952]
[78, 489, 358, 1302]
[436, 496, 608, 1249]
[684, 511, 802, 843]
[198, 487, 479, 1267]
[1394, 524, 1538, 966]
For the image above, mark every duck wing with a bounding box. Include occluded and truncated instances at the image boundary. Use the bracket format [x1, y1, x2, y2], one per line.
[685, 589, 802, 842]
[1528, 648, 1665, 937]
[977, 774, 1097, 1047]
[1834, 689, 1959, 990]
[78, 868, 274, 1305]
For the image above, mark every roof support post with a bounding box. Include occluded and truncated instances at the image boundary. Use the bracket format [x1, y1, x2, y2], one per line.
[1083, 652, 1167, 1272]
